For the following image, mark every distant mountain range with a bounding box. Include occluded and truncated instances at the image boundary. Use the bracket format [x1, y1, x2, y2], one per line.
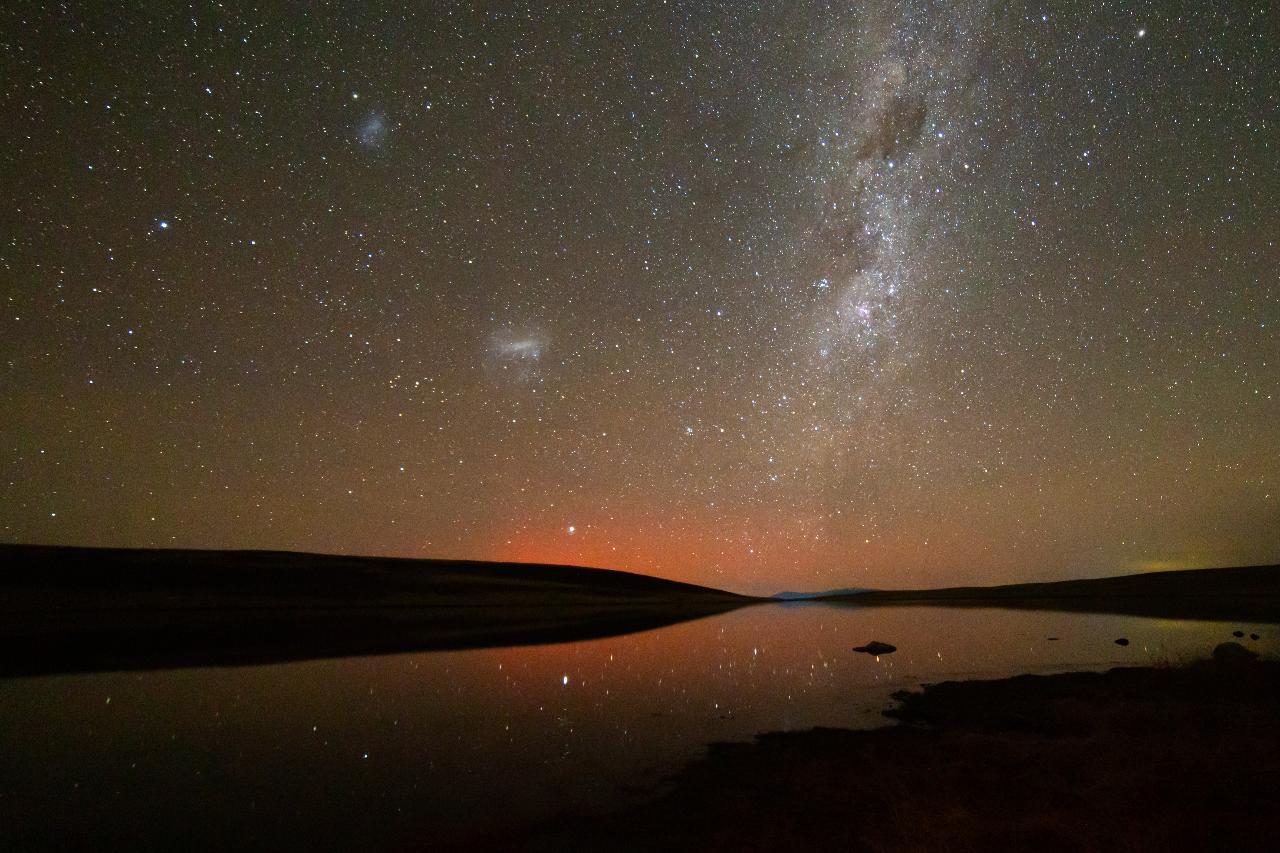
[813, 564, 1280, 623]
[772, 587, 874, 600]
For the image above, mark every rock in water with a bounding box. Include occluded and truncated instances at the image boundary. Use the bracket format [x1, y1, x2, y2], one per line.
[1212, 642, 1258, 663]
[1114, 638, 1130, 646]
[1233, 630, 1245, 638]
[1251, 633, 1260, 641]
[853, 641, 897, 655]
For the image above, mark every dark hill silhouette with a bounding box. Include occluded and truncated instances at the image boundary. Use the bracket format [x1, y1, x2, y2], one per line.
[0, 544, 756, 676]
[820, 564, 1280, 622]
[6, 546, 1278, 677]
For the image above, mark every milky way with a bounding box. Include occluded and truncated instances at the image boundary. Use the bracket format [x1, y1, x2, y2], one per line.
[2, 1, 1276, 592]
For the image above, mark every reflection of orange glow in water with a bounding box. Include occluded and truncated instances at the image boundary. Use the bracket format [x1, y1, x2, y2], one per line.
[11, 603, 1273, 847]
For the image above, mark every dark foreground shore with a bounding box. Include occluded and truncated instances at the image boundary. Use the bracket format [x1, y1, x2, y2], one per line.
[518, 644, 1280, 853]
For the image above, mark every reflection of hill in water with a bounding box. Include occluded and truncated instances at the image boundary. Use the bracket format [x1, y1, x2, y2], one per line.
[0, 545, 753, 677]
[5, 546, 1278, 677]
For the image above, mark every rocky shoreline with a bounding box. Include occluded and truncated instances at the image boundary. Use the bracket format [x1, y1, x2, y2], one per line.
[516, 642, 1280, 852]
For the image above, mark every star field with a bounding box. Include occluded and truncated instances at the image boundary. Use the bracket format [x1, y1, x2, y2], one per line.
[2, 1, 1277, 593]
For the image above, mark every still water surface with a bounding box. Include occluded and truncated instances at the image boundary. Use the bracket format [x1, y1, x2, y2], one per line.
[1, 603, 1272, 850]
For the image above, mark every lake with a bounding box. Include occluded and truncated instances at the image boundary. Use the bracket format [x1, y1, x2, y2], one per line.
[1, 603, 1271, 850]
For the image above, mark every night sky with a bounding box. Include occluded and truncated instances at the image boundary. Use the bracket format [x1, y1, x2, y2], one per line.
[2, 1, 1276, 594]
